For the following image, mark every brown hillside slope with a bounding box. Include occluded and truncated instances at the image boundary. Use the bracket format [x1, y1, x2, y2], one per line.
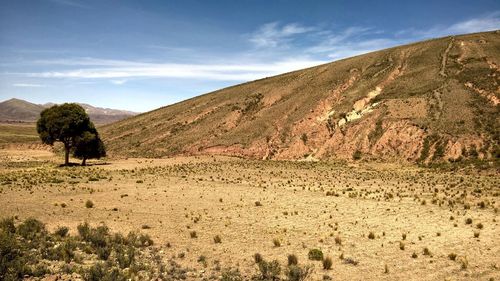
[102, 31, 500, 162]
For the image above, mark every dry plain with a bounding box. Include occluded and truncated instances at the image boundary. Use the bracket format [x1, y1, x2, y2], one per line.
[0, 148, 498, 280]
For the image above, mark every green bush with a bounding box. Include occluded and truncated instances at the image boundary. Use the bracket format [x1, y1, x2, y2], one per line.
[0, 218, 159, 281]
[286, 264, 313, 281]
[54, 226, 69, 237]
[257, 259, 281, 280]
[308, 249, 323, 261]
[221, 268, 243, 281]
[43, 239, 76, 262]
[0, 230, 31, 280]
[17, 218, 46, 240]
[0, 217, 16, 234]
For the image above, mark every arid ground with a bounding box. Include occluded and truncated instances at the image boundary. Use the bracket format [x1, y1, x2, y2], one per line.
[1, 148, 498, 280]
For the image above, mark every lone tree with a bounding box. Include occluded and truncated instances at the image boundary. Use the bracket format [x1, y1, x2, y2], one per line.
[37, 103, 102, 166]
[73, 128, 106, 166]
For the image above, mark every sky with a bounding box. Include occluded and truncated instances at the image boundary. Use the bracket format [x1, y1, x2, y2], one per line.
[0, 0, 499, 112]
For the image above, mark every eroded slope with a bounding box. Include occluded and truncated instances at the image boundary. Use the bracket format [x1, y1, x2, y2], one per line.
[102, 31, 500, 163]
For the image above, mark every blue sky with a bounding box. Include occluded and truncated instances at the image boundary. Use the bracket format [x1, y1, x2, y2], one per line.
[0, 0, 499, 112]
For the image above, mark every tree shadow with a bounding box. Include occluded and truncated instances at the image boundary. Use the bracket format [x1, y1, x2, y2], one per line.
[58, 162, 111, 167]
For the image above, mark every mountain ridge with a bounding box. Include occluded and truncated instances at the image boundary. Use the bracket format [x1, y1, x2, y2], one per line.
[0, 98, 138, 124]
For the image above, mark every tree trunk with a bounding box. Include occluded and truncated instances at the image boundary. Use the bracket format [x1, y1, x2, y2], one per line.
[64, 145, 70, 166]
[81, 157, 87, 166]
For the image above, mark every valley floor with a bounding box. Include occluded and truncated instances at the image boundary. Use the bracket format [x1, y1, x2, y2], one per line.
[0, 149, 499, 280]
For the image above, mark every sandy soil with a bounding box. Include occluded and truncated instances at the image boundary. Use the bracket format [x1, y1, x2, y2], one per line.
[0, 149, 498, 280]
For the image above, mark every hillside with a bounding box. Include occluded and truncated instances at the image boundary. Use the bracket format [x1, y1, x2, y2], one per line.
[0, 98, 45, 122]
[102, 31, 500, 163]
[0, 98, 137, 124]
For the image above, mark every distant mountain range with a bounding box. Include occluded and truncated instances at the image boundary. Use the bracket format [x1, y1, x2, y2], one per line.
[0, 98, 137, 124]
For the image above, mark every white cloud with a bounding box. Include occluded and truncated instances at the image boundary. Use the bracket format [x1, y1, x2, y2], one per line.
[397, 12, 500, 38]
[47, 0, 87, 8]
[9, 13, 499, 85]
[249, 22, 316, 48]
[21, 59, 328, 81]
[12, 83, 46, 87]
[110, 79, 127, 85]
[306, 12, 499, 61]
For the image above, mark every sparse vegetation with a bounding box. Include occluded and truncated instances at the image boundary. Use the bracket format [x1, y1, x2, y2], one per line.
[322, 256, 333, 270]
[0, 218, 163, 280]
[214, 235, 222, 244]
[85, 199, 94, 208]
[308, 249, 324, 261]
[288, 254, 298, 266]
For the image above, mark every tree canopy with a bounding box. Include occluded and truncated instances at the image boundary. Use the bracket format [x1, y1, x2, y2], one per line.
[73, 128, 106, 166]
[36, 103, 106, 166]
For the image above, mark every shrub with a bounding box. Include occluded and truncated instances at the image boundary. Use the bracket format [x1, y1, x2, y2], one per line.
[54, 226, 69, 237]
[85, 200, 94, 208]
[214, 235, 222, 244]
[77, 222, 91, 240]
[273, 238, 281, 247]
[44, 239, 76, 262]
[334, 236, 342, 245]
[0, 230, 31, 279]
[190, 231, 197, 238]
[465, 218, 472, 224]
[460, 256, 468, 270]
[423, 247, 431, 256]
[448, 253, 457, 261]
[115, 244, 135, 269]
[286, 264, 313, 281]
[198, 255, 207, 267]
[342, 257, 359, 265]
[323, 256, 333, 270]
[308, 249, 324, 261]
[300, 133, 308, 144]
[254, 253, 263, 264]
[17, 218, 46, 240]
[137, 233, 153, 247]
[221, 268, 243, 281]
[257, 259, 281, 280]
[352, 150, 362, 160]
[288, 254, 298, 266]
[0, 217, 16, 234]
[368, 232, 375, 239]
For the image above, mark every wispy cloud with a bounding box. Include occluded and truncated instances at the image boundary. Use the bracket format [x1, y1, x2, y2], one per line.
[249, 22, 316, 48]
[397, 11, 500, 38]
[304, 27, 401, 60]
[306, 12, 499, 60]
[46, 0, 88, 8]
[18, 58, 328, 81]
[110, 79, 127, 85]
[12, 83, 46, 87]
[7, 13, 499, 85]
